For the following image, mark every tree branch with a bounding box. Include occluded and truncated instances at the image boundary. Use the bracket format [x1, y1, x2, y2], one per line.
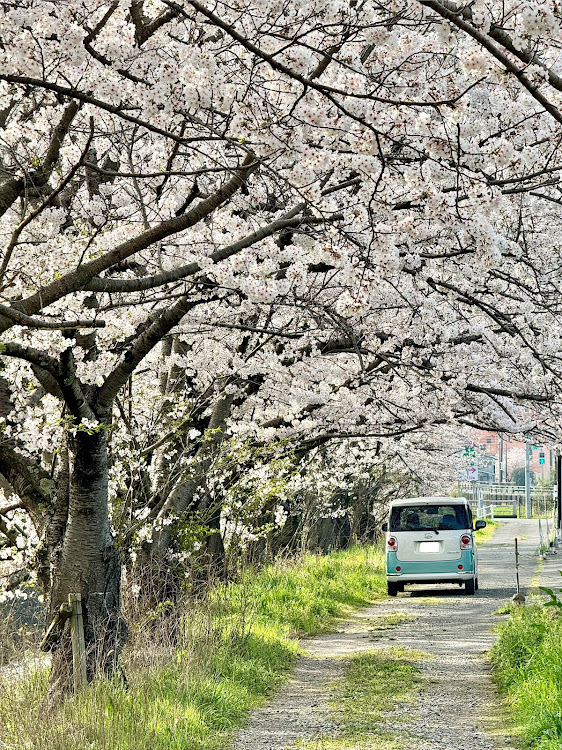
[95, 294, 218, 411]
[0, 342, 61, 377]
[0, 304, 105, 330]
[0, 118, 94, 284]
[419, 0, 562, 127]
[1, 154, 257, 331]
[0, 74, 201, 148]
[0, 444, 51, 531]
[130, 1, 179, 46]
[85, 207, 320, 293]
[59, 347, 96, 421]
[423, 0, 562, 94]
[0, 100, 80, 219]
[466, 383, 549, 402]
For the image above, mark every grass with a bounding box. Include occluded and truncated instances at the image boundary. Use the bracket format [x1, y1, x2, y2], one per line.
[0, 545, 386, 750]
[490, 602, 562, 749]
[474, 519, 499, 546]
[293, 645, 427, 749]
[0, 582, 42, 664]
[491, 506, 518, 518]
[226, 544, 385, 636]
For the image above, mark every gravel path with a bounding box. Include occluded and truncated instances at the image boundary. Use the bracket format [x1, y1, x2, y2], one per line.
[231, 518, 544, 750]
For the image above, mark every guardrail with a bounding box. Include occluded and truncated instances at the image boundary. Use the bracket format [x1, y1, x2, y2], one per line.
[462, 483, 556, 520]
[474, 502, 496, 521]
[459, 483, 562, 554]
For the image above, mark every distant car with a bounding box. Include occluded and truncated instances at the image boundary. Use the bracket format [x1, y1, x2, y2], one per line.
[382, 496, 486, 596]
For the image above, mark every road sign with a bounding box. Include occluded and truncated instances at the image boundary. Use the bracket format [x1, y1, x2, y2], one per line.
[462, 466, 478, 481]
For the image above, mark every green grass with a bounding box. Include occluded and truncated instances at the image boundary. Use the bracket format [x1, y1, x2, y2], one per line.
[490, 603, 562, 749]
[491, 506, 517, 517]
[474, 519, 499, 545]
[293, 645, 427, 749]
[225, 545, 386, 636]
[0, 545, 386, 750]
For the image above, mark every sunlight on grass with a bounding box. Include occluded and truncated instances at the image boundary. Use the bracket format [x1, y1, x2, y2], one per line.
[491, 603, 562, 750]
[474, 519, 499, 546]
[0, 545, 386, 750]
[225, 545, 386, 637]
[293, 646, 428, 750]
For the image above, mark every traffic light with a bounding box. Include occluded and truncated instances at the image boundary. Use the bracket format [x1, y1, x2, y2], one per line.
[539, 451, 545, 465]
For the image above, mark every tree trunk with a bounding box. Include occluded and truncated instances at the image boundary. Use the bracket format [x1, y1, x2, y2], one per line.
[199, 501, 226, 581]
[48, 427, 127, 693]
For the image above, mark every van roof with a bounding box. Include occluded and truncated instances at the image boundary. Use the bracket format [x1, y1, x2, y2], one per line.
[389, 496, 468, 507]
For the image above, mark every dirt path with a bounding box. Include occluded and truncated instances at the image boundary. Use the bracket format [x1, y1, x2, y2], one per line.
[231, 518, 543, 750]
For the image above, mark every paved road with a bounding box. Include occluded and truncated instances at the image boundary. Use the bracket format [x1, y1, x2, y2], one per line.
[366, 518, 542, 750]
[232, 518, 547, 750]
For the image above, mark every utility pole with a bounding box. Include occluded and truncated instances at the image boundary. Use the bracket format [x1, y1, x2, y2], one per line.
[525, 440, 532, 519]
[498, 434, 503, 483]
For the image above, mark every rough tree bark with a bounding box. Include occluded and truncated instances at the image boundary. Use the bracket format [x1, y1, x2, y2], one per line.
[47, 425, 127, 691]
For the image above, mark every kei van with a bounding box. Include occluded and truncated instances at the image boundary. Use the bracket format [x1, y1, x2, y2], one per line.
[382, 496, 486, 596]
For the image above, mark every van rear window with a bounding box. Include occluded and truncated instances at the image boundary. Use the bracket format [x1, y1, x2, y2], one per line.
[390, 504, 469, 532]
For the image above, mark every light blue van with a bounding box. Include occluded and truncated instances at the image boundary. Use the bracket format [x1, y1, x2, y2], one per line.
[382, 496, 486, 596]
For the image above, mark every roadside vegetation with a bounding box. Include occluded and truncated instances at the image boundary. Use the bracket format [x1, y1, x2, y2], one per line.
[474, 520, 499, 546]
[294, 644, 427, 749]
[0, 545, 385, 750]
[491, 602, 562, 749]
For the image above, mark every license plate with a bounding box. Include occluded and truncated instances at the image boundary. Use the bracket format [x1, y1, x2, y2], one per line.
[419, 541, 440, 553]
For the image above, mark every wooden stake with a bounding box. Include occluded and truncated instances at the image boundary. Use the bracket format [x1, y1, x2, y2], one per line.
[39, 602, 72, 652]
[69, 593, 87, 692]
[514, 537, 520, 594]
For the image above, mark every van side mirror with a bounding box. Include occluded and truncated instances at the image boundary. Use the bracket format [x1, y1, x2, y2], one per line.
[381, 522, 388, 532]
[475, 520, 486, 530]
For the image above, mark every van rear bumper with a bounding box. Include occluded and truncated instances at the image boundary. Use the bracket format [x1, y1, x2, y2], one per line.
[386, 571, 474, 583]
[386, 550, 475, 582]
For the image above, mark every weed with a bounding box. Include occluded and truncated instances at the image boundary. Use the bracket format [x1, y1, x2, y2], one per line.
[539, 570, 562, 610]
[493, 602, 518, 616]
[474, 520, 499, 546]
[293, 646, 427, 749]
[490, 603, 562, 749]
[0, 545, 386, 750]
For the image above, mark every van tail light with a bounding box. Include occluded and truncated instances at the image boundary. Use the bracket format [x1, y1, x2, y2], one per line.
[387, 536, 398, 551]
[460, 534, 472, 549]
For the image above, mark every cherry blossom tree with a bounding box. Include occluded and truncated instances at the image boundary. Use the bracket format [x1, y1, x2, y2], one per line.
[1, 0, 562, 688]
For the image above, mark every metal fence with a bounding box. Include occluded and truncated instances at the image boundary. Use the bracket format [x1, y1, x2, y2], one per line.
[458, 482, 556, 521]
